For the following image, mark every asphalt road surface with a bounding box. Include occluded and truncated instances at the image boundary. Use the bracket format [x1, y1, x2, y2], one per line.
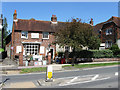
[1, 65, 119, 88]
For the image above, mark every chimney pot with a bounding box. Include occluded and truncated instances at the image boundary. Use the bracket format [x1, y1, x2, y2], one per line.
[90, 18, 93, 26]
[13, 10, 17, 22]
[51, 15, 57, 22]
[14, 10, 17, 14]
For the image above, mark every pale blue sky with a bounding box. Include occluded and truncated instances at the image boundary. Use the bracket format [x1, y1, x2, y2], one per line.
[2, 2, 118, 31]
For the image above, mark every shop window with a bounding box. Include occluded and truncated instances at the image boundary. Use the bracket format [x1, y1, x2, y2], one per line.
[25, 44, 39, 55]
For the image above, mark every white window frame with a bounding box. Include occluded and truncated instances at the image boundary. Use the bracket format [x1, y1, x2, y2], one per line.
[21, 31, 28, 39]
[42, 32, 49, 39]
[25, 44, 39, 55]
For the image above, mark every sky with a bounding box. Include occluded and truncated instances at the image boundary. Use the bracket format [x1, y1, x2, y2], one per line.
[1, 2, 119, 31]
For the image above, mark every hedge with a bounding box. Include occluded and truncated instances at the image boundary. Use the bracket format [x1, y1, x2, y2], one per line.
[90, 50, 113, 58]
[112, 49, 120, 58]
[69, 50, 115, 58]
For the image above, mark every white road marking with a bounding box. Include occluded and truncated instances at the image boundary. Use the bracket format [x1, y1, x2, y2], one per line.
[59, 77, 111, 86]
[67, 77, 78, 83]
[115, 72, 118, 76]
[57, 74, 96, 80]
[91, 74, 99, 81]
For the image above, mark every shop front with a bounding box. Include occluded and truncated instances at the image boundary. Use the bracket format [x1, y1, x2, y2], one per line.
[22, 42, 48, 66]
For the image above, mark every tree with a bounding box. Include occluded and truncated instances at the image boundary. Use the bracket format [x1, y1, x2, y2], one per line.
[3, 17, 9, 49]
[55, 18, 100, 65]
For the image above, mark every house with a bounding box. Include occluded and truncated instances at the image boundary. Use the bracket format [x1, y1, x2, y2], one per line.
[94, 16, 120, 49]
[6, 10, 67, 66]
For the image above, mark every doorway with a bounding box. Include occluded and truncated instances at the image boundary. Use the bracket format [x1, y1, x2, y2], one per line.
[50, 49, 53, 59]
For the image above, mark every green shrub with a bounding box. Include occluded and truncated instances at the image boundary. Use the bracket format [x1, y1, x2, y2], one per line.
[58, 52, 64, 57]
[110, 44, 119, 51]
[112, 49, 120, 57]
[90, 50, 113, 58]
[69, 50, 113, 58]
[0, 48, 4, 52]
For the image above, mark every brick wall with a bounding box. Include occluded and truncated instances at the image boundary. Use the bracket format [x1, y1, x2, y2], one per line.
[101, 23, 116, 43]
[117, 28, 120, 39]
[93, 58, 120, 62]
[13, 30, 56, 58]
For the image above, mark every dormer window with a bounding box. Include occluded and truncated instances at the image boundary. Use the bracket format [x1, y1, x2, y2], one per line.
[21, 31, 28, 39]
[42, 32, 49, 39]
[106, 28, 112, 35]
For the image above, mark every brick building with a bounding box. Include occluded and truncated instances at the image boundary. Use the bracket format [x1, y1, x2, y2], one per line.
[94, 16, 120, 49]
[7, 10, 65, 66]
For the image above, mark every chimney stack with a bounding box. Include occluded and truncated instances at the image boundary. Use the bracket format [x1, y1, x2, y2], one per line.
[13, 10, 18, 22]
[90, 18, 93, 26]
[51, 15, 57, 22]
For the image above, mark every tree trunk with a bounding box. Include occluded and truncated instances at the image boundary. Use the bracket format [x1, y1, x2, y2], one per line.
[72, 47, 75, 66]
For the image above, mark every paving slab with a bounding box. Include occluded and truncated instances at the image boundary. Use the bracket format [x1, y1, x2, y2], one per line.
[8, 82, 36, 88]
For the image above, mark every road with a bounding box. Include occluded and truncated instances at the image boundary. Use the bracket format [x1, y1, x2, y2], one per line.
[1, 65, 119, 88]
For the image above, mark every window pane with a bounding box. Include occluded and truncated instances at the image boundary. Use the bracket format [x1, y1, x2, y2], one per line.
[43, 32, 49, 38]
[25, 44, 39, 55]
[21, 31, 28, 38]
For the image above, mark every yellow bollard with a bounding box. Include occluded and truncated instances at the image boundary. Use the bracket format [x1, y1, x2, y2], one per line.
[46, 65, 53, 82]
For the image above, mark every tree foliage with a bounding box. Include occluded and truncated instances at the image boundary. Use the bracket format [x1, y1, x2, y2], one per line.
[110, 44, 119, 51]
[3, 17, 9, 49]
[55, 18, 100, 51]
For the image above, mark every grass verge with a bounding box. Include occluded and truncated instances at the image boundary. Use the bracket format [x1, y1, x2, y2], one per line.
[20, 67, 47, 74]
[62, 62, 120, 69]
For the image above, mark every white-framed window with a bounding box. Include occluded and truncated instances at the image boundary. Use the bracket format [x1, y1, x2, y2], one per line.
[21, 31, 28, 39]
[42, 32, 49, 39]
[31, 33, 39, 38]
[25, 44, 39, 55]
[106, 28, 112, 35]
[105, 41, 112, 48]
[65, 46, 69, 52]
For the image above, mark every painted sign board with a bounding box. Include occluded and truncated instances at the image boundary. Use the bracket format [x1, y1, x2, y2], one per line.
[31, 33, 39, 38]
[34, 61, 39, 66]
[16, 46, 22, 53]
[40, 46, 45, 54]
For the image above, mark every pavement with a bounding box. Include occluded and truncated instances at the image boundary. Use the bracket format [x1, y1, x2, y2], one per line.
[6, 81, 36, 88]
[2, 58, 18, 66]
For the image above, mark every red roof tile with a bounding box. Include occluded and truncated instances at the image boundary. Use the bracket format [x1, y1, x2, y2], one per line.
[14, 19, 64, 32]
[93, 16, 120, 33]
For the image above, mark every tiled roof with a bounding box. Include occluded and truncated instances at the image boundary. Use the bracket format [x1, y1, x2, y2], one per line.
[93, 16, 120, 33]
[14, 19, 64, 32]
